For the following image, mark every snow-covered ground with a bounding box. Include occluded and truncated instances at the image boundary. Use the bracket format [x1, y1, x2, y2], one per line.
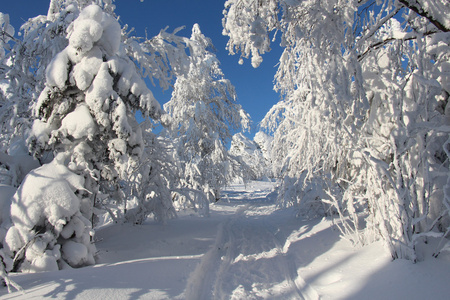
[1, 181, 449, 299]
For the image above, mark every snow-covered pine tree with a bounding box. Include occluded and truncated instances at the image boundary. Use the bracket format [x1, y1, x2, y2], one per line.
[229, 132, 268, 181]
[0, 1, 114, 189]
[25, 2, 170, 221]
[223, 0, 450, 260]
[0, 1, 87, 163]
[0, 3, 127, 274]
[0, 2, 115, 279]
[253, 131, 274, 178]
[164, 24, 250, 215]
[23, 0, 195, 224]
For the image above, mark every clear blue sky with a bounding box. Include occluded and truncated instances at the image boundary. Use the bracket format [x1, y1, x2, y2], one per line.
[2, 0, 283, 137]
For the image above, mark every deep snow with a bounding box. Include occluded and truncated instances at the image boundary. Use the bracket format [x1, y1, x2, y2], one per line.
[1, 181, 449, 299]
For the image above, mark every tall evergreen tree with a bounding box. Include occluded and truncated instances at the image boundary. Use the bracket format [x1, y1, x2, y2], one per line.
[165, 24, 250, 215]
[26, 3, 170, 222]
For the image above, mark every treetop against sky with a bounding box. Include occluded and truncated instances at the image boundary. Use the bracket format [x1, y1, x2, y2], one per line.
[1, 0, 283, 135]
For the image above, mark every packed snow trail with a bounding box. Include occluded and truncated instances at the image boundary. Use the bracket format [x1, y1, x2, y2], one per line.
[1, 181, 450, 299]
[184, 199, 319, 299]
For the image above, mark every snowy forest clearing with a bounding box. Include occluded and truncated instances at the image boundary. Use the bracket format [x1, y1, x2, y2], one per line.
[1, 181, 449, 300]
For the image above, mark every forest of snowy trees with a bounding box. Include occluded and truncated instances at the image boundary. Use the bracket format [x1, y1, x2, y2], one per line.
[0, 0, 251, 285]
[223, 0, 450, 261]
[0, 0, 449, 293]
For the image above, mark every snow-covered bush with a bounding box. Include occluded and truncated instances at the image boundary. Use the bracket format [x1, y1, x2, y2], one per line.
[2, 155, 95, 273]
[223, 0, 450, 260]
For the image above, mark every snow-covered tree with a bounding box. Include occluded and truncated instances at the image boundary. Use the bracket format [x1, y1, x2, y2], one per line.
[223, 0, 450, 260]
[21, 0, 199, 224]
[0, 12, 14, 68]
[0, 2, 115, 187]
[1, 2, 83, 157]
[253, 131, 274, 178]
[0, 0, 191, 206]
[164, 24, 250, 215]
[25, 3, 171, 225]
[123, 121, 177, 225]
[0, 13, 40, 188]
[229, 132, 269, 180]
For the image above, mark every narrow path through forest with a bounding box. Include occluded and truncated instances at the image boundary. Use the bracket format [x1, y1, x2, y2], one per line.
[184, 182, 320, 299]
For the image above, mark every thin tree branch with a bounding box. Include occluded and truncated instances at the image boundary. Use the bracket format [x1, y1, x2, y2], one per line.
[356, 6, 402, 49]
[357, 30, 438, 61]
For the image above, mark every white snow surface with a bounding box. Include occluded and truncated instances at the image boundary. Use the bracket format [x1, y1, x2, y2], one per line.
[1, 181, 449, 299]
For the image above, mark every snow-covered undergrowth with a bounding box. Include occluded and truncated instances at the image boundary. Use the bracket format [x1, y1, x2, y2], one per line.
[2, 155, 95, 274]
[1, 181, 449, 299]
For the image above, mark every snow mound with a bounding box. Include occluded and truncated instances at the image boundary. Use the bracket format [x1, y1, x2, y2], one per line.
[62, 241, 88, 266]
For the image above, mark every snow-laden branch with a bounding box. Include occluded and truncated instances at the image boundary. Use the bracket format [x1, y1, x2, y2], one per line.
[357, 30, 438, 61]
[398, 0, 450, 32]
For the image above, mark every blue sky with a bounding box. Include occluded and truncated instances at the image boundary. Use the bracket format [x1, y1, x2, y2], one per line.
[2, 0, 283, 137]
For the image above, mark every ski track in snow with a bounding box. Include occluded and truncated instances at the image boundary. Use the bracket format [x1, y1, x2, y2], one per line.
[184, 182, 319, 300]
[210, 207, 313, 300]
